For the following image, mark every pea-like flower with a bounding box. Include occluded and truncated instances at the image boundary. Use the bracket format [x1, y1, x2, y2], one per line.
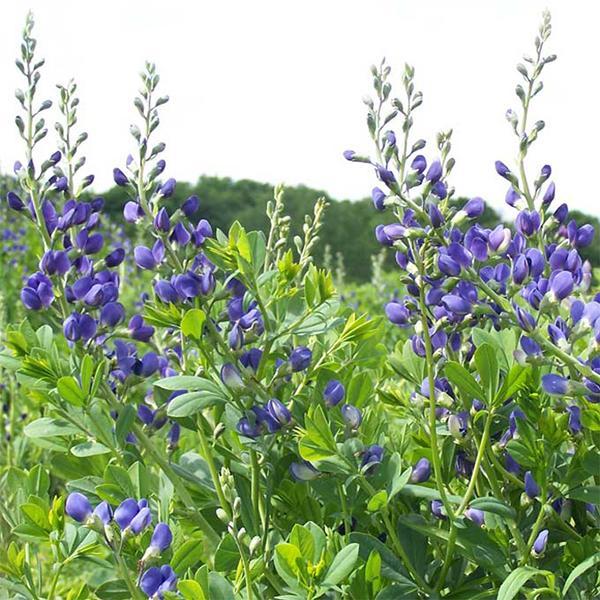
[410, 458, 431, 483]
[323, 380, 345, 407]
[142, 522, 173, 561]
[289, 346, 312, 372]
[465, 507, 485, 526]
[139, 564, 177, 599]
[290, 460, 320, 481]
[532, 529, 549, 557]
[341, 404, 362, 429]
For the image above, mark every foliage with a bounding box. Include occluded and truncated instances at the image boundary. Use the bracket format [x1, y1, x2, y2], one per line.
[0, 9, 599, 600]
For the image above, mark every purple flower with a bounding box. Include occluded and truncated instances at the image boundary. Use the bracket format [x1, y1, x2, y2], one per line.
[21, 273, 54, 310]
[7, 191, 25, 211]
[100, 302, 126, 327]
[542, 374, 569, 395]
[237, 415, 262, 438]
[567, 405, 581, 434]
[464, 197, 485, 218]
[385, 301, 410, 326]
[323, 380, 345, 407]
[290, 460, 320, 481]
[148, 522, 173, 553]
[371, 187, 386, 211]
[575, 224, 595, 248]
[549, 270, 574, 301]
[267, 398, 291, 426]
[65, 492, 93, 523]
[153, 208, 171, 232]
[431, 499, 446, 520]
[113, 168, 129, 186]
[425, 159, 442, 183]
[135, 246, 158, 270]
[341, 404, 362, 429]
[343, 150, 356, 161]
[410, 458, 431, 483]
[532, 529, 549, 556]
[438, 254, 461, 277]
[542, 182, 555, 206]
[361, 444, 384, 474]
[124, 201, 144, 223]
[154, 280, 178, 304]
[114, 498, 141, 530]
[93, 501, 113, 524]
[220, 363, 243, 389]
[289, 346, 312, 372]
[182, 195, 200, 217]
[465, 507, 485, 526]
[515, 210, 541, 237]
[140, 565, 177, 598]
[105, 248, 125, 267]
[411, 155, 427, 173]
[524, 471, 540, 499]
[159, 178, 176, 198]
[495, 160, 511, 179]
[129, 315, 155, 342]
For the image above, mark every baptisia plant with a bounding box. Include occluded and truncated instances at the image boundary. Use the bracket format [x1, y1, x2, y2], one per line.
[0, 12, 386, 600]
[343, 10, 600, 599]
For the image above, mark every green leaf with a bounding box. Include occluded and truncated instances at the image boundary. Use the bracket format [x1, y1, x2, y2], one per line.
[274, 543, 304, 586]
[70, 441, 111, 457]
[214, 534, 240, 572]
[207, 573, 235, 600]
[115, 405, 136, 445]
[171, 538, 204, 573]
[469, 497, 516, 520]
[497, 566, 552, 600]
[181, 308, 206, 340]
[386, 453, 412, 501]
[167, 388, 226, 418]
[24, 417, 80, 438]
[445, 362, 486, 401]
[474, 344, 499, 401]
[566, 486, 600, 503]
[322, 543, 359, 587]
[155, 375, 219, 391]
[562, 552, 600, 596]
[94, 579, 130, 600]
[290, 524, 315, 563]
[299, 405, 337, 462]
[178, 580, 206, 600]
[367, 490, 388, 512]
[349, 533, 414, 586]
[80, 355, 94, 393]
[57, 376, 87, 407]
[495, 364, 529, 404]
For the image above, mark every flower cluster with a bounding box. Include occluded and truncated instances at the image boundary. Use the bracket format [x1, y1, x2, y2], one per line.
[65, 492, 176, 598]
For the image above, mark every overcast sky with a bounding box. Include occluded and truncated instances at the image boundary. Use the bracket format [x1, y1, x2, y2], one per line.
[1, 1, 598, 217]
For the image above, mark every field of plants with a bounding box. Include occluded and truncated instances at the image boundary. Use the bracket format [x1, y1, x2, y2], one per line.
[0, 10, 599, 600]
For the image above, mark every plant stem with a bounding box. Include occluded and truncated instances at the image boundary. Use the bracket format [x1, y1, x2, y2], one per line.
[114, 552, 143, 600]
[360, 478, 430, 593]
[520, 502, 548, 566]
[197, 415, 230, 515]
[435, 410, 495, 591]
[47, 562, 63, 599]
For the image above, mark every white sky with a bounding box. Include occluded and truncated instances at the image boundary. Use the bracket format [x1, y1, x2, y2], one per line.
[1, 0, 599, 217]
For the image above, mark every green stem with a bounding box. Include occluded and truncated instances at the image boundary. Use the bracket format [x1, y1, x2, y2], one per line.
[250, 449, 265, 532]
[114, 551, 143, 600]
[337, 481, 351, 542]
[47, 562, 63, 599]
[416, 261, 455, 522]
[134, 422, 220, 548]
[520, 503, 548, 566]
[197, 415, 230, 515]
[360, 479, 430, 593]
[436, 410, 495, 591]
